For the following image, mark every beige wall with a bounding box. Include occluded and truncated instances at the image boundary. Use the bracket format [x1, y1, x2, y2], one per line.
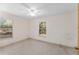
[29, 11, 76, 47]
[13, 15, 29, 41]
[0, 11, 29, 47]
[0, 11, 77, 48]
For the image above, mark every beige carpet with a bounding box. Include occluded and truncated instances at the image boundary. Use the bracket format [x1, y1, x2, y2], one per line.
[0, 38, 78, 55]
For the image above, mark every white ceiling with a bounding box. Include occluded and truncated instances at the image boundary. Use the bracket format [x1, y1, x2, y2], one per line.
[0, 3, 77, 18]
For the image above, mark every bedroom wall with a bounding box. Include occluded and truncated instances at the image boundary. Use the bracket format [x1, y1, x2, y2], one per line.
[0, 11, 29, 47]
[0, 10, 77, 48]
[29, 11, 76, 47]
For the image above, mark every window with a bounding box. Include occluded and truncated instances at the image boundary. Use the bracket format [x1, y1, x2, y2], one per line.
[39, 21, 46, 37]
[0, 18, 12, 38]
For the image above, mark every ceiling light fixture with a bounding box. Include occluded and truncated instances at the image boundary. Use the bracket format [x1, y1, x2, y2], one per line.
[27, 7, 40, 16]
